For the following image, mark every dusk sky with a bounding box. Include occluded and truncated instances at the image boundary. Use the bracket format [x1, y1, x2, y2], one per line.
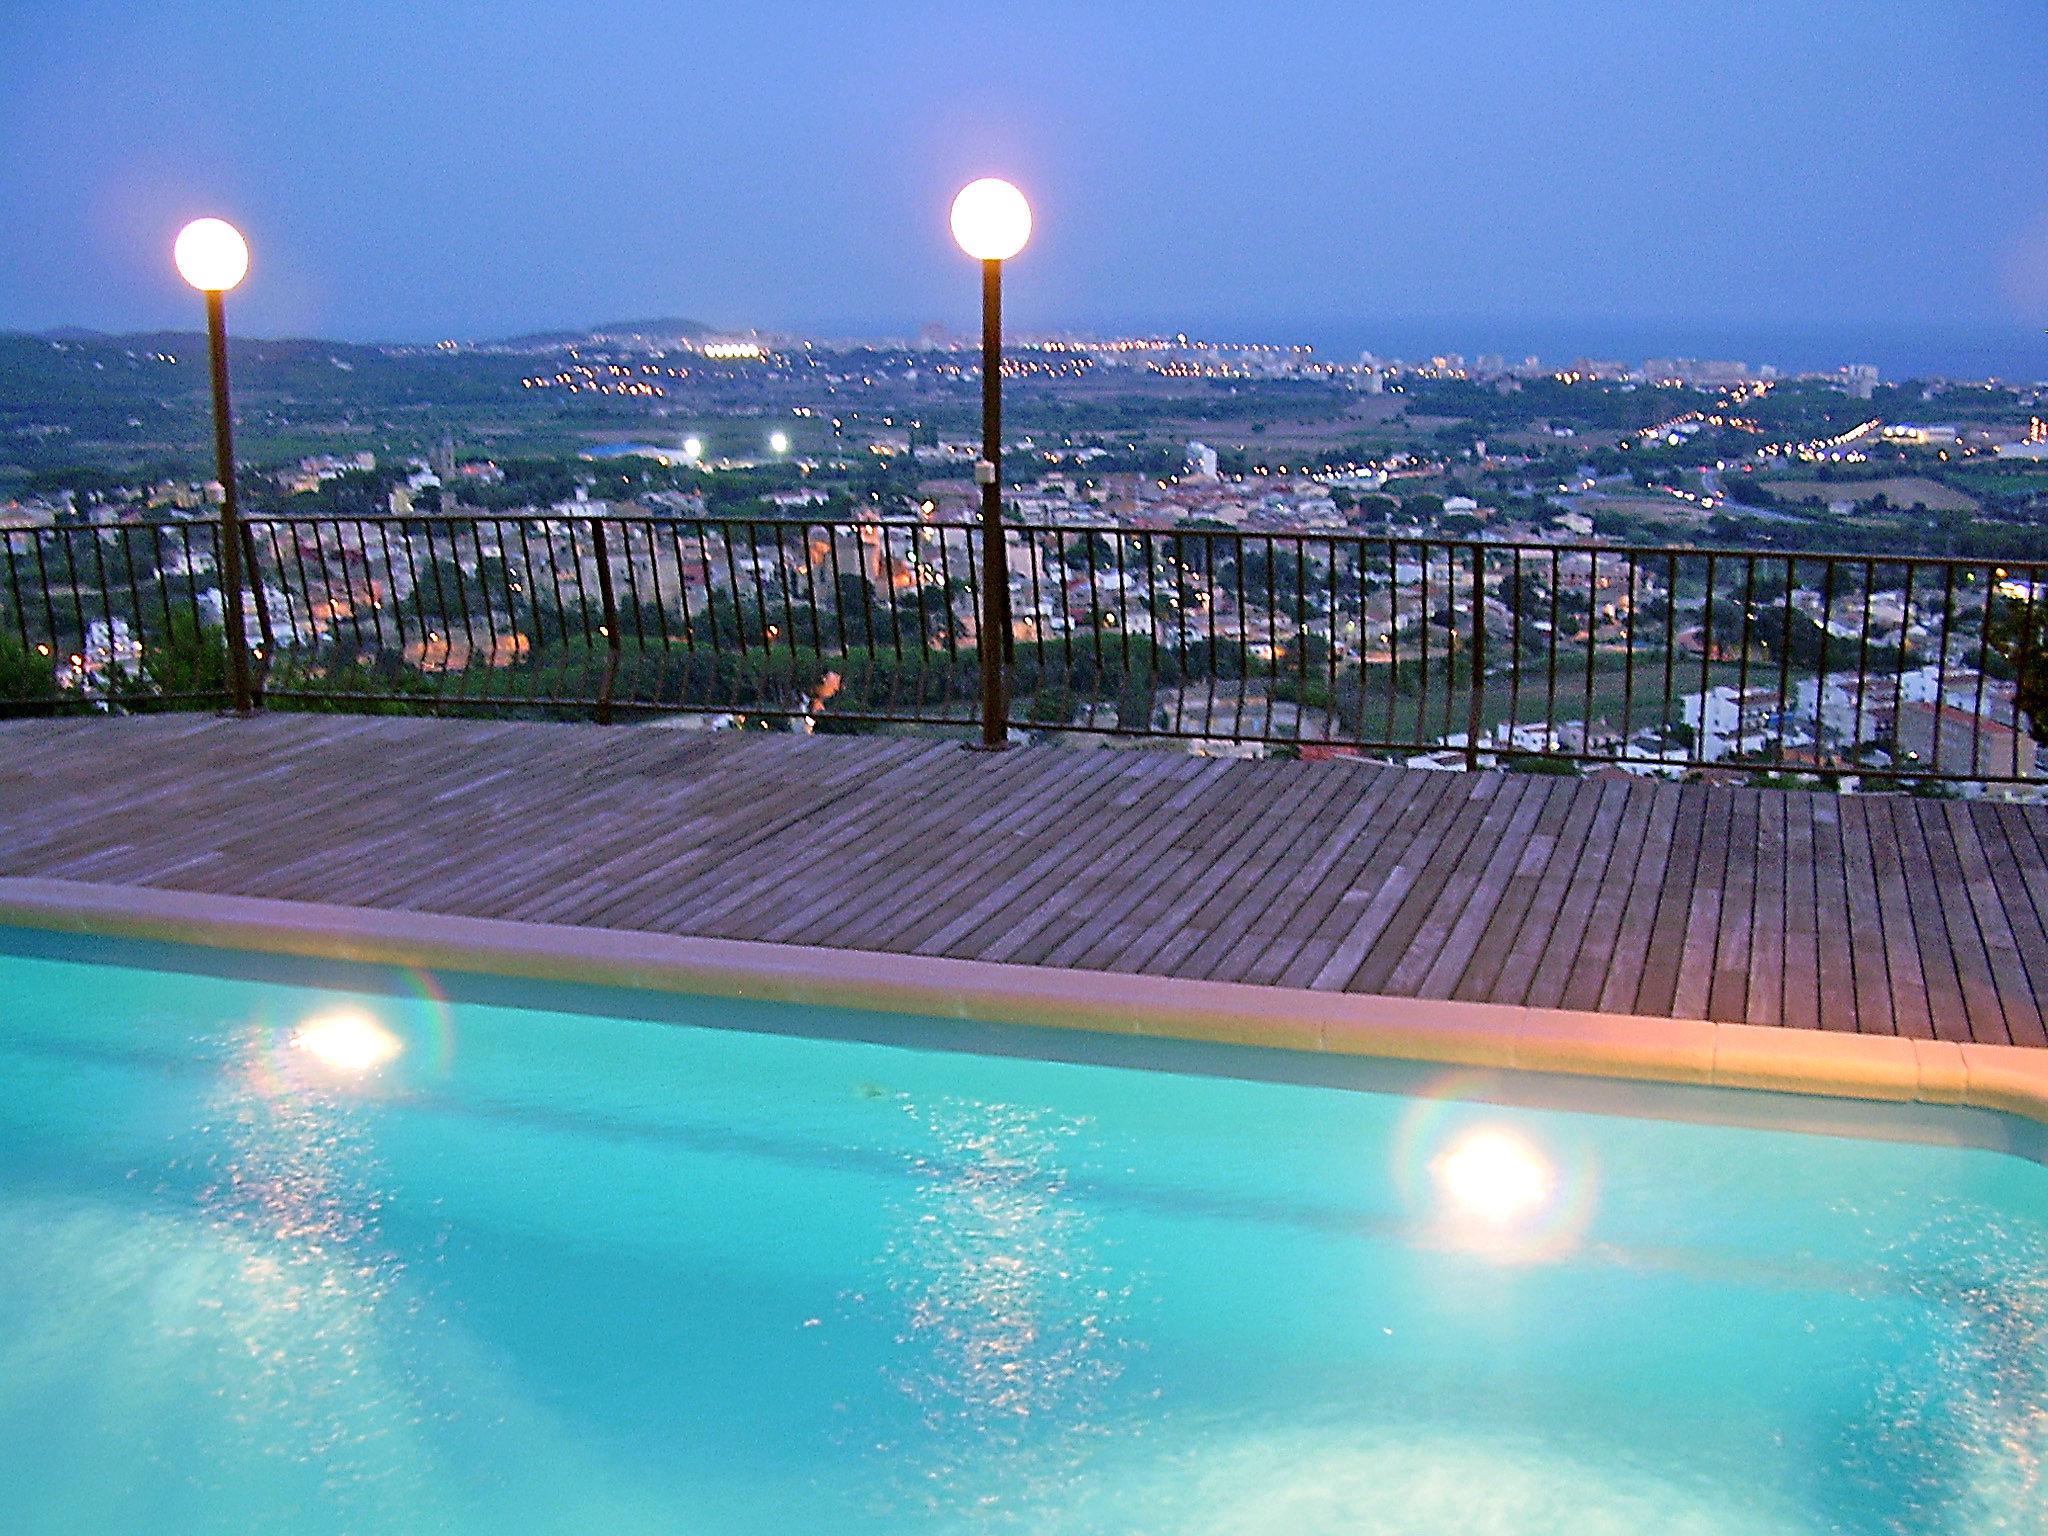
[3, 0, 2046, 350]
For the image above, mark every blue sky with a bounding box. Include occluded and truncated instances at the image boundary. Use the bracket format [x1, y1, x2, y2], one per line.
[2, 0, 2044, 344]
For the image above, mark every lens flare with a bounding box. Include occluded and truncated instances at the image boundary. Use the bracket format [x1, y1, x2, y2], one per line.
[1391, 1073, 1597, 1261]
[294, 1010, 402, 1074]
[1434, 1128, 1553, 1224]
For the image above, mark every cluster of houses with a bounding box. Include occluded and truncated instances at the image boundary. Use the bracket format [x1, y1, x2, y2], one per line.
[20, 481, 2039, 796]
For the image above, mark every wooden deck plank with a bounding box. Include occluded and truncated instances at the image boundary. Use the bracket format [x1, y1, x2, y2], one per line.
[1736, 791, 1788, 1027]
[1941, 798, 2039, 1056]
[1592, 784, 1684, 1016]
[1861, 798, 1941, 1041]
[1340, 775, 1518, 995]
[1376, 775, 1550, 997]
[1090, 757, 1348, 976]
[1417, 776, 1568, 1000]
[1826, 797, 1887, 1034]
[1523, 780, 1636, 1011]
[1704, 788, 1761, 1024]
[1276, 772, 1473, 992]
[1631, 785, 1710, 1016]
[905, 753, 1204, 962]
[1256, 770, 1452, 990]
[1670, 785, 1735, 1021]
[1199, 764, 1406, 985]
[1778, 792, 1822, 1032]
[1, 715, 2044, 1046]
[688, 743, 1085, 944]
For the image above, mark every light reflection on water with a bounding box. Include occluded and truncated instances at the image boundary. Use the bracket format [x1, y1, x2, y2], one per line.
[849, 1091, 1143, 1522]
[8, 945, 2048, 1534]
[186, 1017, 447, 1514]
[1839, 1200, 2048, 1534]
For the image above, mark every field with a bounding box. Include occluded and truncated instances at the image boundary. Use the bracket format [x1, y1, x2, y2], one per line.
[1761, 475, 1978, 512]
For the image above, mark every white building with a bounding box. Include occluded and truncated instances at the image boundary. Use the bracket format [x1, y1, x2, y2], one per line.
[1681, 684, 1800, 762]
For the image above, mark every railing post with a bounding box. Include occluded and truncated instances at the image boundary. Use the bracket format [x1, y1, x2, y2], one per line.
[205, 290, 256, 714]
[240, 523, 273, 705]
[590, 517, 622, 724]
[974, 255, 1012, 749]
[1465, 542, 1486, 771]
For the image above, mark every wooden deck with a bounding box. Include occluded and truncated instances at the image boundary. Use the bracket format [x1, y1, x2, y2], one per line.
[1, 714, 2045, 1045]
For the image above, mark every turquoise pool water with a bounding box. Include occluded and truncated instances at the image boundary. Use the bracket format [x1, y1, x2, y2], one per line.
[2, 938, 2046, 1535]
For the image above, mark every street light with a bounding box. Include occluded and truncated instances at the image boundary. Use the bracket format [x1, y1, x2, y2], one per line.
[769, 429, 790, 456]
[950, 177, 1030, 749]
[174, 217, 256, 714]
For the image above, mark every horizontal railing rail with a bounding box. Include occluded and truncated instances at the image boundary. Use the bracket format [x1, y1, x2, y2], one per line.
[4, 512, 2042, 787]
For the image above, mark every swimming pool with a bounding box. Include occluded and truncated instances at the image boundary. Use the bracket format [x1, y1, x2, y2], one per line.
[3, 928, 2046, 1534]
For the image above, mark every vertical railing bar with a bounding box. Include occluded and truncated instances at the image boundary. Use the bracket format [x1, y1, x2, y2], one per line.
[30, 534, 61, 680]
[1662, 552, 1679, 762]
[471, 518, 506, 702]
[1698, 552, 1718, 758]
[589, 517, 621, 722]
[442, 517, 481, 700]
[1544, 548, 1560, 754]
[148, 527, 179, 664]
[240, 524, 274, 702]
[512, 520, 548, 711]
[1735, 555, 1756, 765]
[1465, 543, 1486, 770]
[1811, 557, 1834, 775]
[4, 533, 32, 661]
[1322, 540, 1339, 743]
[1621, 551, 1638, 763]
[375, 521, 407, 655]
[1508, 547, 1524, 738]
[1580, 548, 1598, 760]
[1384, 538, 1400, 750]
[1853, 559, 1876, 779]
[1777, 554, 1797, 765]
[1970, 564, 1996, 780]
[776, 522, 806, 699]
[1417, 540, 1433, 747]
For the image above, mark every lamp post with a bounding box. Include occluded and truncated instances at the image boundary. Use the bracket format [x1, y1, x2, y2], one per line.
[173, 217, 256, 715]
[949, 177, 1031, 750]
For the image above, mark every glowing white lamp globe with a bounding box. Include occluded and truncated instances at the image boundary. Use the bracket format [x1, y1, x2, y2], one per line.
[682, 435, 705, 461]
[950, 178, 1032, 262]
[173, 217, 250, 293]
[769, 430, 790, 454]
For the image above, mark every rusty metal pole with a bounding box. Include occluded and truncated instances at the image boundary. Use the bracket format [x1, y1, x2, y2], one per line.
[205, 289, 255, 714]
[975, 255, 1011, 749]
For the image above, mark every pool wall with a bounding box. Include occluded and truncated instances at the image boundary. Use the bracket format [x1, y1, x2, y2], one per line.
[4, 873, 2045, 1130]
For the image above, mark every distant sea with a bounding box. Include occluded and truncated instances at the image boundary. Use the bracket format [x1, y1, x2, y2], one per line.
[1246, 318, 2048, 385]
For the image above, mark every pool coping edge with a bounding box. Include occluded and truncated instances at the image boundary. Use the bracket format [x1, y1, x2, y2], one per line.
[4, 874, 2044, 1128]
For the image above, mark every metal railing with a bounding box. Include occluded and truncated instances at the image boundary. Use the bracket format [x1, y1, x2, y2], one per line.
[4, 512, 2043, 786]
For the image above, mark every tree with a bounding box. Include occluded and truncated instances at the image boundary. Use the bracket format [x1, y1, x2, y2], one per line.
[0, 633, 62, 710]
[1988, 593, 2048, 748]
[1402, 492, 1445, 522]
